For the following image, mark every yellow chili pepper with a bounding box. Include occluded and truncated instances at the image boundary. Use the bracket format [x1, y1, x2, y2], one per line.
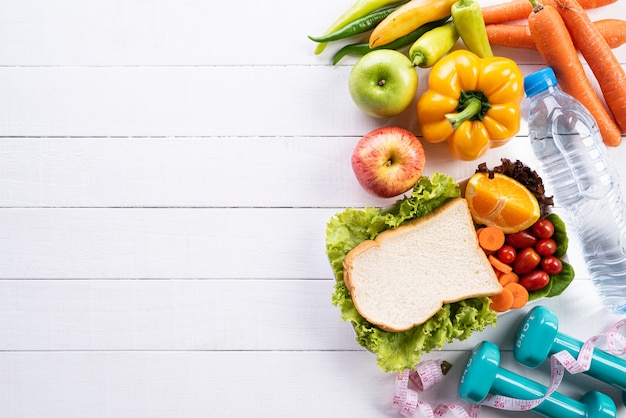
[416, 49, 524, 161]
[369, 0, 456, 48]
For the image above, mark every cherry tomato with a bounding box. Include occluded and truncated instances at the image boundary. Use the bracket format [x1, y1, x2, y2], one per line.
[532, 219, 555, 239]
[497, 245, 517, 264]
[535, 238, 557, 256]
[520, 270, 550, 291]
[514, 247, 541, 275]
[541, 255, 563, 275]
[505, 230, 537, 248]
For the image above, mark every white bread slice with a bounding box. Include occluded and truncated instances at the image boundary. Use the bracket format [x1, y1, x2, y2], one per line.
[343, 197, 502, 332]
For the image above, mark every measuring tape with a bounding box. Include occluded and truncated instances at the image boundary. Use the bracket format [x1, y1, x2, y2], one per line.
[392, 317, 626, 417]
[393, 360, 480, 418]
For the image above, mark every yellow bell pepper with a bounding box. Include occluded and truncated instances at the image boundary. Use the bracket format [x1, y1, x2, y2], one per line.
[416, 49, 524, 161]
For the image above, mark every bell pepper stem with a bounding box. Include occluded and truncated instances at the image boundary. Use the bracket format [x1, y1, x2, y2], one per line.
[445, 97, 482, 130]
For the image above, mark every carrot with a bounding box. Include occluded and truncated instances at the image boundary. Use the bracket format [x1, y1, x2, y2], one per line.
[597, 19, 626, 50]
[486, 19, 626, 50]
[478, 226, 506, 252]
[528, 0, 623, 147]
[498, 272, 520, 286]
[490, 287, 514, 312]
[486, 24, 536, 49]
[556, 0, 626, 136]
[505, 282, 529, 309]
[481, 0, 616, 25]
[489, 254, 513, 274]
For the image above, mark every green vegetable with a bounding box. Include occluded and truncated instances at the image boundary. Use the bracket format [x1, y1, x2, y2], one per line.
[332, 17, 450, 65]
[409, 21, 459, 68]
[451, 0, 493, 58]
[308, 3, 407, 44]
[325, 173, 498, 372]
[314, 0, 404, 55]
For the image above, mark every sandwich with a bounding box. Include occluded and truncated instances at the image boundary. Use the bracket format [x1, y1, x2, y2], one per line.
[326, 173, 499, 373]
[326, 160, 574, 373]
[343, 197, 502, 333]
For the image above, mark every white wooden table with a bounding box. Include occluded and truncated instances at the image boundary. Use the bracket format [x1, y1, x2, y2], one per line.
[1, 1, 626, 416]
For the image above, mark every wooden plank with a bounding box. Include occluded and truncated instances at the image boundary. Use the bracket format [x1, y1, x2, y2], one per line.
[0, 279, 615, 351]
[0, 64, 578, 138]
[0, 136, 538, 208]
[0, 278, 357, 351]
[0, 0, 623, 66]
[0, 207, 334, 279]
[1, 350, 623, 417]
[4, 135, 626, 209]
[0, 0, 350, 66]
[0, 206, 590, 279]
[0, 64, 621, 138]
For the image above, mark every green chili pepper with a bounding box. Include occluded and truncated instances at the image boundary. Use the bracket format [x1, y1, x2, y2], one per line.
[309, 2, 407, 44]
[409, 21, 459, 68]
[314, 0, 404, 55]
[451, 0, 493, 58]
[332, 16, 450, 65]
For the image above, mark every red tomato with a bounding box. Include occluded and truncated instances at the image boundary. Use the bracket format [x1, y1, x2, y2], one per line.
[535, 238, 557, 256]
[497, 245, 517, 264]
[506, 230, 537, 248]
[541, 256, 563, 275]
[520, 270, 550, 291]
[532, 219, 555, 239]
[514, 247, 541, 275]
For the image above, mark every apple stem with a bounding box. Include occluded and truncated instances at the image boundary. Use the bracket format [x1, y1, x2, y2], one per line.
[444, 90, 491, 130]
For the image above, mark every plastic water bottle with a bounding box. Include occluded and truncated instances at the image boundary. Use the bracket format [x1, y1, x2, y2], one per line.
[524, 67, 626, 314]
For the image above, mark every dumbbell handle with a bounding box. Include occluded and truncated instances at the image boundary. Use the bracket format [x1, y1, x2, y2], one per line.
[515, 306, 626, 392]
[460, 341, 616, 418]
[492, 367, 607, 418]
[551, 332, 626, 392]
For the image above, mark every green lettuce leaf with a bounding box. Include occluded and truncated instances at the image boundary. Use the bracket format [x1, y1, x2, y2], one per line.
[325, 173, 498, 373]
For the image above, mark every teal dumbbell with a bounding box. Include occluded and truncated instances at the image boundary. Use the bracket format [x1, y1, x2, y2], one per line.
[515, 305, 626, 392]
[459, 341, 616, 417]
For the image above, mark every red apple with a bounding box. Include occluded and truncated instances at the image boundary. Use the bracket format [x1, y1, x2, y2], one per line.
[351, 126, 426, 198]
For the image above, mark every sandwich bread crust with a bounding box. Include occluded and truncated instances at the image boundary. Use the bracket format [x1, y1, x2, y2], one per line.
[343, 197, 502, 332]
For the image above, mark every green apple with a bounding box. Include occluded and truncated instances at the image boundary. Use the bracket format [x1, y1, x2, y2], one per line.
[348, 49, 418, 118]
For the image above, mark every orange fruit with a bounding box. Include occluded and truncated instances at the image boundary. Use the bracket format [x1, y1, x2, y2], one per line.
[465, 172, 540, 233]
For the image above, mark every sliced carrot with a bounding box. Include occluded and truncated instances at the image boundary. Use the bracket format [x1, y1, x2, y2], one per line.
[489, 254, 513, 274]
[505, 282, 530, 309]
[499, 272, 520, 287]
[490, 287, 514, 312]
[556, 0, 626, 136]
[528, 0, 622, 147]
[481, 0, 616, 24]
[486, 20, 626, 50]
[478, 226, 506, 252]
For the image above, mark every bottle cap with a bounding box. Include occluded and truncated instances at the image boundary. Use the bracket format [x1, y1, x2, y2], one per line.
[524, 67, 558, 97]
